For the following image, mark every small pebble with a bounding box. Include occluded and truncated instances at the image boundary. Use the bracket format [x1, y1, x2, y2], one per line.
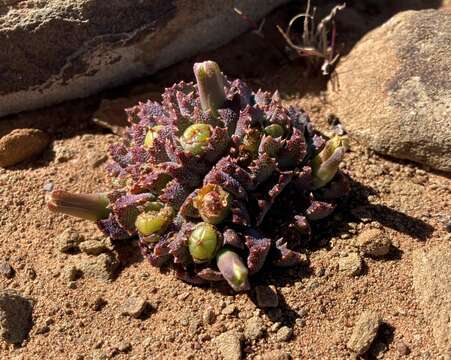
[202, 307, 216, 325]
[396, 340, 411, 356]
[276, 326, 293, 342]
[222, 304, 237, 316]
[0, 260, 15, 279]
[255, 285, 279, 308]
[121, 296, 148, 318]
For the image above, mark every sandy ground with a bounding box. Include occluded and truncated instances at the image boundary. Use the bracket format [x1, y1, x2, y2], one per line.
[1, 1, 450, 359]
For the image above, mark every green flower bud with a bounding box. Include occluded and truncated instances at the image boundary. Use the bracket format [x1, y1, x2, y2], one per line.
[264, 124, 284, 138]
[47, 190, 110, 221]
[216, 248, 250, 292]
[135, 206, 174, 236]
[144, 125, 164, 148]
[180, 123, 212, 155]
[193, 184, 231, 224]
[311, 136, 349, 189]
[193, 61, 226, 115]
[188, 222, 220, 263]
[241, 129, 261, 158]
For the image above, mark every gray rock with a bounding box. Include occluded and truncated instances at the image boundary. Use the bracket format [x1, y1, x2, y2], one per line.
[79, 238, 112, 256]
[328, 10, 451, 172]
[0, 260, 15, 279]
[244, 316, 265, 341]
[121, 296, 148, 319]
[357, 228, 391, 257]
[0, 290, 33, 344]
[412, 244, 451, 355]
[78, 252, 119, 282]
[57, 228, 84, 253]
[275, 326, 293, 342]
[0, 0, 288, 117]
[214, 330, 242, 360]
[347, 310, 381, 355]
[255, 285, 279, 308]
[338, 253, 363, 276]
[0, 128, 49, 168]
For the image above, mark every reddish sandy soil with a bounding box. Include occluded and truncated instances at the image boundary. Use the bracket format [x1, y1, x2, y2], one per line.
[1, 2, 450, 360]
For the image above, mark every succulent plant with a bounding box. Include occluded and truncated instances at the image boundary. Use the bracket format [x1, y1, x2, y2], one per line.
[48, 60, 350, 291]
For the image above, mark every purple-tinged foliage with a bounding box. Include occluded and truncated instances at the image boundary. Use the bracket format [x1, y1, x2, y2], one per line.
[48, 60, 351, 292]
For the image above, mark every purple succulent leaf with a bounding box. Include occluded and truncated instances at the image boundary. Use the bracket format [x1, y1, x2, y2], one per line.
[176, 268, 208, 286]
[130, 146, 150, 165]
[223, 228, 245, 250]
[256, 172, 293, 226]
[244, 228, 271, 274]
[231, 199, 251, 226]
[291, 166, 313, 191]
[97, 215, 130, 240]
[218, 108, 239, 135]
[160, 162, 202, 188]
[196, 267, 224, 282]
[109, 144, 133, 168]
[305, 200, 336, 220]
[178, 189, 200, 219]
[168, 222, 194, 265]
[253, 89, 272, 106]
[293, 215, 311, 235]
[248, 153, 277, 187]
[131, 168, 170, 194]
[227, 79, 253, 107]
[159, 179, 191, 210]
[203, 127, 230, 163]
[312, 134, 326, 154]
[258, 135, 282, 157]
[278, 128, 307, 168]
[234, 105, 264, 139]
[204, 167, 247, 201]
[273, 238, 307, 267]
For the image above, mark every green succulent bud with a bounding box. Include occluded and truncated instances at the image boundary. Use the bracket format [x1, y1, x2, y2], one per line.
[135, 206, 174, 236]
[144, 201, 164, 212]
[193, 60, 226, 115]
[188, 222, 220, 263]
[180, 123, 212, 155]
[216, 248, 250, 292]
[47, 190, 110, 221]
[144, 125, 164, 148]
[311, 136, 349, 189]
[241, 129, 261, 158]
[264, 124, 284, 138]
[193, 184, 231, 224]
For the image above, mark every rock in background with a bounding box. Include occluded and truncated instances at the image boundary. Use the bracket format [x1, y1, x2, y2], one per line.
[328, 9, 451, 172]
[0, 0, 288, 117]
[412, 243, 451, 356]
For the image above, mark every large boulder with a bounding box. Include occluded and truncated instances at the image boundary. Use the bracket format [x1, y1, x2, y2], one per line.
[0, 0, 287, 117]
[328, 10, 451, 172]
[412, 243, 451, 356]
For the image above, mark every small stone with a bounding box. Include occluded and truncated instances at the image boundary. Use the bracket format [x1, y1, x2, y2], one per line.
[202, 307, 216, 325]
[339, 253, 363, 276]
[26, 267, 37, 280]
[57, 229, 84, 253]
[244, 316, 265, 341]
[117, 341, 132, 353]
[260, 351, 291, 360]
[79, 238, 112, 256]
[121, 296, 147, 319]
[67, 281, 77, 289]
[214, 330, 242, 360]
[357, 228, 391, 257]
[88, 152, 108, 168]
[255, 285, 279, 308]
[64, 265, 81, 281]
[269, 322, 282, 333]
[78, 253, 119, 282]
[276, 326, 293, 342]
[91, 297, 107, 311]
[222, 304, 237, 316]
[0, 261, 15, 279]
[0, 290, 33, 344]
[396, 340, 411, 355]
[347, 310, 381, 355]
[0, 128, 49, 167]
